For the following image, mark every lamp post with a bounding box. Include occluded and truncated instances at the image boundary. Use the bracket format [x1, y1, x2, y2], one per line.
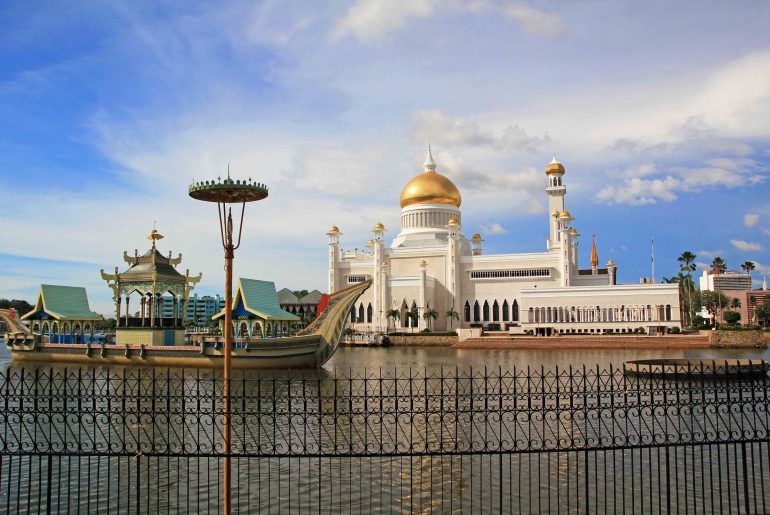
[189, 174, 268, 515]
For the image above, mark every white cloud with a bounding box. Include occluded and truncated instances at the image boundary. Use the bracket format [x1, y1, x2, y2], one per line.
[410, 109, 550, 152]
[502, 3, 567, 39]
[731, 239, 763, 252]
[480, 223, 507, 234]
[331, 0, 438, 42]
[744, 213, 759, 227]
[762, 228, 770, 236]
[331, 0, 567, 43]
[697, 249, 725, 259]
[594, 157, 766, 205]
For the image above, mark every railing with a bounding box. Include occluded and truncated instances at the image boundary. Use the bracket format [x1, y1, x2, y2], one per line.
[0, 365, 768, 512]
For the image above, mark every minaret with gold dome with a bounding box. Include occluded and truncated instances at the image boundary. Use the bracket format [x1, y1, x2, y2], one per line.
[545, 155, 567, 250]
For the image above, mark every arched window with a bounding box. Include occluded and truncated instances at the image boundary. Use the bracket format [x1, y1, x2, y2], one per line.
[559, 307, 564, 323]
[646, 305, 652, 321]
[534, 308, 540, 323]
[464, 301, 471, 322]
[502, 301, 509, 322]
[367, 303, 373, 323]
[528, 307, 534, 323]
[358, 304, 365, 323]
[492, 301, 500, 322]
[513, 300, 519, 321]
[473, 301, 480, 322]
[665, 304, 672, 321]
[350, 306, 356, 323]
[483, 301, 490, 322]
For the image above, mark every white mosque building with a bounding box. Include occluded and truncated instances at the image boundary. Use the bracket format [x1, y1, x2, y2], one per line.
[327, 148, 681, 336]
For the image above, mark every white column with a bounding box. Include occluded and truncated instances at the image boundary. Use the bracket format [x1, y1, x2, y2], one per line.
[419, 261, 427, 330]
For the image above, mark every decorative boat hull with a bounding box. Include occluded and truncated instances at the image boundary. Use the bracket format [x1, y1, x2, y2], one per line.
[6, 280, 371, 369]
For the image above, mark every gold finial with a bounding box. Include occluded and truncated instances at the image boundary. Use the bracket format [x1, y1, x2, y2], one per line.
[147, 222, 164, 249]
[591, 233, 599, 267]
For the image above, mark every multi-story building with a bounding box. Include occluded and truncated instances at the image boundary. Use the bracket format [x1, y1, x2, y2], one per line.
[160, 294, 224, 322]
[699, 270, 752, 292]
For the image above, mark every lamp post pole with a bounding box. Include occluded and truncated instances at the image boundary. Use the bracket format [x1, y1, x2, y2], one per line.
[190, 175, 268, 515]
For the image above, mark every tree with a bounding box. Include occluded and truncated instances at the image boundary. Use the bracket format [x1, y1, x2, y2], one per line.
[755, 298, 770, 326]
[423, 308, 438, 330]
[723, 311, 741, 325]
[731, 297, 741, 310]
[445, 308, 459, 331]
[701, 290, 730, 326]
[741, 261, 756, 285]
[711, 257, 726, 275]
[385, 309, 400, 334]
[678, 251, 697, 327]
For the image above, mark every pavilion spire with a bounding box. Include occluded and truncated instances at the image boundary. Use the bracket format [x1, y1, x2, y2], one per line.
[591, 233, 599, 268]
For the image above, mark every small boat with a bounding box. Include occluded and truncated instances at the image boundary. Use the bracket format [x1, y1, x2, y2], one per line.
[5, 280, 371, 369]
[624, 358, 769, 378]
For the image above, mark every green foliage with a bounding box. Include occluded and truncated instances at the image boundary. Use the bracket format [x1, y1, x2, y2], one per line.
[723, 311, 741, 325]
[422, 308, 438, 329]
[94, 317, 116, 331]
[669, 327, 681, 334]
[420, 328, 431, 333]
[293, 290, 309, 299]
[0, 299, 34, 316]
[755, 298, 770, 326]
[343, 327, 354, 336]
[701, 290, 731, 321]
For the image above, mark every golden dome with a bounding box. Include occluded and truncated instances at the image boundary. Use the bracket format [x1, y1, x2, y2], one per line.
[399, 146, 461, 208]
[367, 239, 375, 247]
[558, 210, 572, 219]
[447, 218, 459, 225]
[327, 225, 340, 234]
[545, 154, 565, 175]
[569, 227, 578, 236]
[373, 222, 385, 231]
[400, 172, 461, 208]
[471, 233, 482, 241]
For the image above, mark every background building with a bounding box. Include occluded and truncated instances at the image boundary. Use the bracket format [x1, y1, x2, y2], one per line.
[699, 270, 752, 292]
[328, 149, 681, 335]
[161, 293, 224, 322]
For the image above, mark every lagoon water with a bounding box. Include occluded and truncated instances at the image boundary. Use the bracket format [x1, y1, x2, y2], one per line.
[0, 342, 768, 512]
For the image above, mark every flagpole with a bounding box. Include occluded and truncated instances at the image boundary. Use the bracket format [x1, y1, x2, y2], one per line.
[651, 237, 655, 284]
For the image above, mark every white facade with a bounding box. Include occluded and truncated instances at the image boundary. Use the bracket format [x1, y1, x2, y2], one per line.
[328, 150, 681, 335]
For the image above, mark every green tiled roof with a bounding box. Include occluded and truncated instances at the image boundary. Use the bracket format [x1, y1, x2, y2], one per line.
[214, 279, 300, 321]
[22, 285, 101, 321]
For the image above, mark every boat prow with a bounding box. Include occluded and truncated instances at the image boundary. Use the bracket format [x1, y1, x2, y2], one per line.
[5, 280, 371, 369]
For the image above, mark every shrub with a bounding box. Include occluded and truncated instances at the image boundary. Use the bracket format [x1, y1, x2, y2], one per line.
[669, 327, 680, 334]
[723, 311, 741, 325]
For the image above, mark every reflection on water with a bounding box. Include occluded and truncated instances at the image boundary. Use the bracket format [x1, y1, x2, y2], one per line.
[0, 344, 768, 513]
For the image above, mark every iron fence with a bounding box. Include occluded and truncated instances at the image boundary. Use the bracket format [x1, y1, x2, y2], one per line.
[0, 364, 768, 513]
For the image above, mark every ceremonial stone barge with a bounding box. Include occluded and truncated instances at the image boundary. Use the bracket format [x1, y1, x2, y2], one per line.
[5, 228, 370, 368]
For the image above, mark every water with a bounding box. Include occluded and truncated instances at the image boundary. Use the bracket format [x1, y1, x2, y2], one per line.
[0, 343, 768, 513]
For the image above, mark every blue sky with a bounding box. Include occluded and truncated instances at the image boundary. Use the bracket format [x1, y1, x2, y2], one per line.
[2, 0, 770, 316]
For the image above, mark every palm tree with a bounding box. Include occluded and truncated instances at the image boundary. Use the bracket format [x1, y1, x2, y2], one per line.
[711, 257, 726, 275]
[711, 257, 727, 323]
[385, 309, 400, 334]
[741, 261, 756, 287]
[731, 297, 741, 310]
[678, 251, 697, 327]
[423, 308, 438, 330]
[445, 308, 459, 331]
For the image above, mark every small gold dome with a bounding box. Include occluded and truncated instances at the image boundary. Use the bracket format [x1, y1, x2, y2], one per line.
[569, 227, 578, 236]
[447, 218, 458, 225]
[373, 222, 385, 231]
[545, 155, 565, 175]
[367, 239, 375, 247]
[471, 233, 482, 241]
[327, 225, 340, 234]
[607, 259, 616, 266]
[558, 210, 572, 219]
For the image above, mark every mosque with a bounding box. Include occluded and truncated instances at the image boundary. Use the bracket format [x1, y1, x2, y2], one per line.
[327, 148, 681, 336]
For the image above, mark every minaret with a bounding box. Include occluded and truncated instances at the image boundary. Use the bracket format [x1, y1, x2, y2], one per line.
[372, 223, 386, 330]
[607, 260, 617, 286]
[764, 275, 768, 291]
[326, 226, 341, 294]
[446, 218, 461, 328]
[471, 233, 484, 256]
[418, 260, 427, 330]
[545, 155, 567, 250]
[591, 234, 599, 276]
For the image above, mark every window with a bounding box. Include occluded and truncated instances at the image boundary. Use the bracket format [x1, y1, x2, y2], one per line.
[513, 300, 519, 321]
[347, 275, 366, 284]
[493, 301, 500, 322]
[367, 304, 373, 323]
[483, 301, 490, 322]
[464, 301, 471, 322]
[469, 269, 551, 280]
[502, 300, 509, 322]
[358, 304, 364, 323]
[473, 301, 480, 322]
